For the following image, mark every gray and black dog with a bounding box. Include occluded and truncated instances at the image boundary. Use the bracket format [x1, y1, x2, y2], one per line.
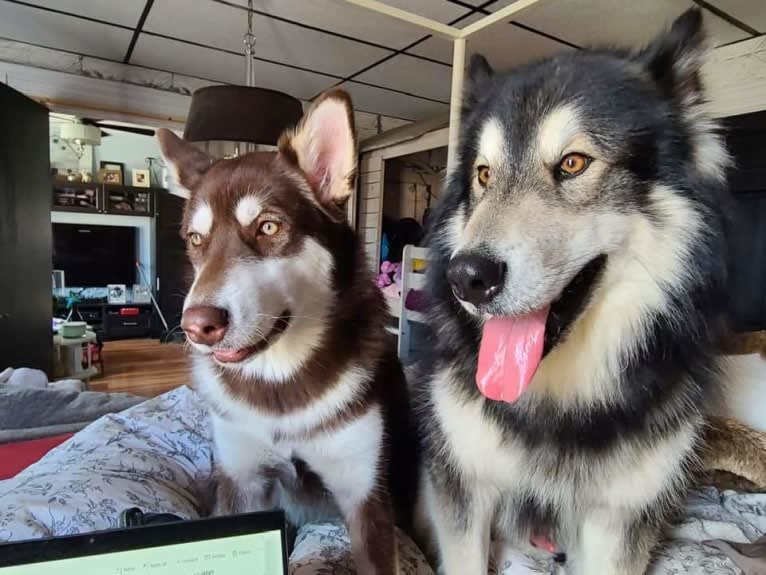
[416, 9, 732, 575]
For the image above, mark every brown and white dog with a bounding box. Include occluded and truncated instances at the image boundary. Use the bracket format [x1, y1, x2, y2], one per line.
[157, 90, 417, 575]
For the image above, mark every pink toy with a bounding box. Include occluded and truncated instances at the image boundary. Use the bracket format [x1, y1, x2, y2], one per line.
[376, 261, 402, 289]
[376, 273, 392, 288]
[381, 283, 400, 299]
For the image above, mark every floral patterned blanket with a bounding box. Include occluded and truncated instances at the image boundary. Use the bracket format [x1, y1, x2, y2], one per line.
[0, 386, 762, 574]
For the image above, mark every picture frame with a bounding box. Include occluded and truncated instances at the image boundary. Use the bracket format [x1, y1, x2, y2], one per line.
[99, 169, 123, 185]
[107, 284, 127, 304]
[99, 161, 124, 184]
[132, 284, 151, 304]
[132, 168, 151, 188]
[100, 160, 124, 173]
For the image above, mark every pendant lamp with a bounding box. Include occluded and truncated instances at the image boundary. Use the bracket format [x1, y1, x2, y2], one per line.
[182, 0, 302, 146]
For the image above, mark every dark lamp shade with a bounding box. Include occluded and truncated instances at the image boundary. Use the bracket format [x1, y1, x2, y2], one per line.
[183, 85, 303, 145]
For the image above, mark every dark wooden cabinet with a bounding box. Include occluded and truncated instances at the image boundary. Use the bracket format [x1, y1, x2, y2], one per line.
[103, 305, 153, 340]
[155, 189, 191, 339]
[52, 182, 102, 212]
[52, 183, 159, 217]
[103, 185, 154, 216]
[0, 83, 53, 374]
[56, 302, 153, 340]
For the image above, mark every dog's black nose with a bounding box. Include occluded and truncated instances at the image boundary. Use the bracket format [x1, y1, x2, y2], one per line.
[447, 253, 507, 306]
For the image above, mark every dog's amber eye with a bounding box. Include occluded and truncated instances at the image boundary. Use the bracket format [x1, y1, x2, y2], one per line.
[559, 153, 591, 177]
[259, 221, 280, 236]
[188, 232, 203, 246]
[477, 165, 490, 187]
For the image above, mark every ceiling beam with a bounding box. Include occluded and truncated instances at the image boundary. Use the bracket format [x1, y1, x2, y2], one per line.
[123, 0, 155, 64]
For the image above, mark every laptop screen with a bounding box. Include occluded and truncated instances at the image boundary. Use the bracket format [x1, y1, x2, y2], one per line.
[0, 531, 284, 575]
[0, 511, 288, 575]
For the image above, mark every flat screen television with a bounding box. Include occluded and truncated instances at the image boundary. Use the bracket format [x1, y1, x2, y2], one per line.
[53, 223, 137, 287]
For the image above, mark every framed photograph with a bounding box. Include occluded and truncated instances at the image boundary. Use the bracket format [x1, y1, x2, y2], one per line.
[132, 284, 151, 304]
[98, 169, 122, 184]
[100, 161, 124, 173]
[99, 161, 124, 184]
[107, 284, 127, 304]
[132, 168, 150, 188]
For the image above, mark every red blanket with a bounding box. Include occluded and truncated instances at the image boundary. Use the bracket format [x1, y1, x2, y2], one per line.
[0, 433, 73, 480]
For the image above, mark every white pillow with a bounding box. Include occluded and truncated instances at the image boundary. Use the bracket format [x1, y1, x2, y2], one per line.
[720, 354, 766, 432]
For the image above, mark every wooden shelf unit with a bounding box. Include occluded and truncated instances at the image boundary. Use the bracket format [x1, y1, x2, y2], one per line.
[52, 181, 160, 217]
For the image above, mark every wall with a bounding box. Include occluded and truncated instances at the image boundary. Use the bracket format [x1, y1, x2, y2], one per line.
[49, 115, 92, 176]
[51, 211, 155, 287]
[382, 148, 446, 224]
[723, 354, 766, 433]
[49, 118, 160, 287]
[49, 116, 164, 185]
[358, 154, 384, 271]
[357, 128, 449, 273]
[95, 128, 163, 184]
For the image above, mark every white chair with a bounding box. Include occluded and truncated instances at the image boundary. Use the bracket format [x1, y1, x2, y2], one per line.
[396, 245, 429, 360]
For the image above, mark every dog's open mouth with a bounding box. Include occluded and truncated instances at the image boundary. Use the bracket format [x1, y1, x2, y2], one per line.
[213, 311, 292, 364]
[475, 256, 606, 404]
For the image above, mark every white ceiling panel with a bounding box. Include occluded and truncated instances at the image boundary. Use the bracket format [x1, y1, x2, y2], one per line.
[407, 12, 483, 62]
[231, 0, 468, 24]
[487, 0, 522, 11]
[517, 0, 748, 49]
[225, 0, 431, 50]
[18, 0, 145, 27]
[473, 0, 536, 6]
[341, 81, 448, 121]
[355, 53, 452, 102]
[411, 22, 569, 70]
[378, 0, 467, 23]
[0, 2, 133, 60]
[131, 35, 336, 100]
[144, 0, 388, 78]
[707, 0, 766, 34]
[703, 9, 753, 45]
[449, 10, 486, 31]
[451, 0, 526, 14]
[468, 23, 572, 70]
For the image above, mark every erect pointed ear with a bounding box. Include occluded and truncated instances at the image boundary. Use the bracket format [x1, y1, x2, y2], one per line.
[637, 8, 707, 103]
[464, 54, 494, 107]
[468, 54, 493, 87]
[156, 128, 212, 190]
[278, 89, 357, 211]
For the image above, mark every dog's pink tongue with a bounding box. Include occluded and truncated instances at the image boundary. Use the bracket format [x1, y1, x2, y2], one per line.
[476, 308, 549, 403]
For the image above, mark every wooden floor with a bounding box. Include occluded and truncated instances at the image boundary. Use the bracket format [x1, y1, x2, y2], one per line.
[89, 338, 191, 397]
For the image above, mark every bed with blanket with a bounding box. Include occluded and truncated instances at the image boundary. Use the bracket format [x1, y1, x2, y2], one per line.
[0, 385, 763, 574]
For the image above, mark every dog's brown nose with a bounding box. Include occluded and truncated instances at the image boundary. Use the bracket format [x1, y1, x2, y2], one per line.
[182, 306, 229, 346]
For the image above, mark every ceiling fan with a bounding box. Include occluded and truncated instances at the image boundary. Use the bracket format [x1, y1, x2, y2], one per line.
[80, 118, 156, 137]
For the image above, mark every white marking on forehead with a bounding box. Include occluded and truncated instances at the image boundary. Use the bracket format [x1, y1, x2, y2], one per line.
[190, 202, 213, 235]
[235, 195, 263, 227]
[477, 118, 506, 165]
[537, 104, 582, 163]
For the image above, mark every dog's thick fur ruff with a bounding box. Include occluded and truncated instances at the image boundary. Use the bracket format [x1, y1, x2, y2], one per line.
[416, 10, 734, 575]
[158, 91, 417, 575]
